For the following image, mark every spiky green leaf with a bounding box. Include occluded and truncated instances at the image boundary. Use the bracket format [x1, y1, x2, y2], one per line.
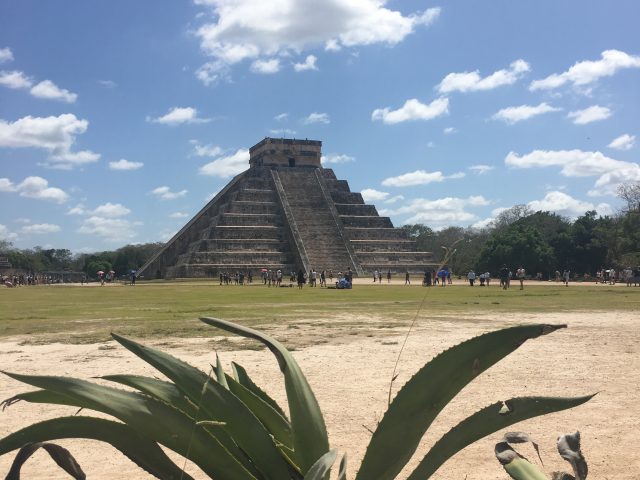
[496, 442, 549, 479]
[407, 395, 593, 479]
[0, 416, 193, 480]
[201, 316, 330, 475]
[303, 450, 337, 480]
[232, 361, 288, 420]
[356, 324, 566, 480]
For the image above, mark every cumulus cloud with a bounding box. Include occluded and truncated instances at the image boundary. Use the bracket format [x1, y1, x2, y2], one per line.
[21, 223, 61, 234]
[0, 70, 33, 89]
[294, 55, 318, 72]
[567, 105, 611, 124]
[150, 186, 188, 200]
[505, 149, 640, 196]
[170, 212, 190, 219]
[372, 97, 449, 124]
[0, 224, 18, 242]
[443, 126, 456, 134]
[190, 141, 224, 158]
[383, 195, 489, 227]
[321, 153, 355, 164]
[78, 216, 140, 242]
[193, 1, 440, 83]
[274, 113, 288, 121]
[199, 148, 249, 178]
[361, 188, 389, 202]
[0, 47, 13, 64]
[148, 107, 210, 125]
[528, 191, 611, 218]
[608, 134, 635, 151]
[492, 102, 561, 124]
[529, 49, 640, 91]
[437, 59, 530, 94]
[30, 80, 77, 103]
[91, 202, 131, 218]
[269, 128, 297, 136]
[303, 112, 330, 124]
[0, 114, 100, 169]
[109, 159, 144, 171]
[381, 169, 464, 187]
[0, 176, 69, 203]
[250, 58, 280, 74]
[468, 164, 494, 175]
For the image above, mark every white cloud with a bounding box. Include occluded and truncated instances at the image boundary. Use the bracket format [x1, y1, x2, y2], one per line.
[384, 195, 404, 204]
[0, 224, 18, 242]
[437, 59, 530, 94]
[148, 107, 210, 125]
[469, 164, 494, 175]
[30, 80, 77, 103]
[66, 204, 87, 215]
[77, 216, 139, 242]
[195, 60, 231, 87]
[528, 191, 611, 218]
[505, 149, 640, 196]
[191, 141, 224, 157]
[98, 79, 117, 88]
[109, 159, 144, 171]
[91, 202, 131, 218]
[0, 114, 100, 169]
[608, 134, 635, 151]
[199, 148, 249, 178]
[443, 126, 456, 134]
[567, 105, 611, 124]
[361, 188, 389, 202]
[321, 153, 355, 164]
[194, 1, 440, 83]
[372, 97, 449, 124]
[21, 223, 61, 235]
[381, 169, 464, 187]
[0, 48, 13, 64]
[150, 186, 188, 200]
[170, 212, 189, 219]
[294, 55, 318, 72]
[274, 113, 288, 121]
[384, 195, 489, 227]
[0, 70, 32, 89]
[250, 58, 280, 74]
[0, 176, 69, 203]
[492, 102, 561, 124]
[269, 128, 297, 136]
[303, 112, 330, 124]
[530, 49, 640, 91]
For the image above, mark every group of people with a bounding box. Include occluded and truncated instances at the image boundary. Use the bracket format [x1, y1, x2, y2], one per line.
[218, 268, 353, 289]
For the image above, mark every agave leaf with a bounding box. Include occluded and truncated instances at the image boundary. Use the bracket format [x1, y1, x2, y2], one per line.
[495, 442, 549, 480]
[356, 324, 567, 480]
[201, 316, 330, 475]
[2, 389, 84, 410]
[111, 333, 292, 480]
[232, 361, 288, 420]
[303, 450, 337, 480]
[102, 374, 200, 418]
[0, 416, 193, 480]
[338, 453, 347, 480]
[224, 372, 293, 449]
[5, 441, 86, 480]
[557, 432, 587, 480]
[216, 354, 230, 390]
[501, 432, 543, 465]
[1, 372, 256, 480]
[407, 395, 593, 479]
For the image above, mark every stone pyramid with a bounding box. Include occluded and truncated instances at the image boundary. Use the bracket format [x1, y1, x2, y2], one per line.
[138, 138, 436, 279]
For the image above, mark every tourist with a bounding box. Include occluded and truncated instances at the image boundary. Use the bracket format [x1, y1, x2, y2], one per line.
[516, 266, 525, 290]
[387, 269, 391, 283]
[328, 269, 333, 283]
[373, 270, 378, 283]
[310, 269, 317, 287]
[499, 265, 509, 290]
[378, 270, 382, 283]
[405, 271, 410, 285]
[297, 269, 305, 289]
[467, 270, 475, 286]
[320, 270, 326, 287]
[563, 269, 570, 286]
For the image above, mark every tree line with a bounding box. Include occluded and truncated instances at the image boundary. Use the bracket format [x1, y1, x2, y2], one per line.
[402, 183, 640, 278]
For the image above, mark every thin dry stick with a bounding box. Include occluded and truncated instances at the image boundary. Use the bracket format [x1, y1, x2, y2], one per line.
[386, 239, 463, 406]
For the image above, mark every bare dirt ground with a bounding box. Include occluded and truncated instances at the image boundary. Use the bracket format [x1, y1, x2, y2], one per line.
[0, 311, 638, 479]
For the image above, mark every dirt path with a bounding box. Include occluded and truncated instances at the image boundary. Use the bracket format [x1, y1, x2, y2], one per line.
[1, 311, 638, 479]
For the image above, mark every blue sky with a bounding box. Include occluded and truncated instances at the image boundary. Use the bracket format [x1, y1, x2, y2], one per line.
[1, 0, 639, 252]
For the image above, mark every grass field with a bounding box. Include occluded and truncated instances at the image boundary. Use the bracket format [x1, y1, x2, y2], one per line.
[1, 280, 638, 345]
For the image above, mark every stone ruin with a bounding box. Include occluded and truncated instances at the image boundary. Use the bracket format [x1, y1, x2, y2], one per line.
[138, 138, 436, 279]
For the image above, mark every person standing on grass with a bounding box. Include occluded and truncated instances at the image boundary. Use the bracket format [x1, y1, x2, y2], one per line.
[467, 270, 476, 286]
[405, 271, 410, 285]
[297, 269, 305, 289]
[387, 269, 391, 283]
[516, 266, 525, 290]
[563, 269, 570, 286]
[499, 265, 509, 290]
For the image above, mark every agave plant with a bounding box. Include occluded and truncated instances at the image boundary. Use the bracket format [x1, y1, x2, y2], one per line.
[0, 318, 593, 479]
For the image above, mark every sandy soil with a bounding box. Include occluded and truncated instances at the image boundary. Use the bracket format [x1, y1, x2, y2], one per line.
[0, 311, 638, 479]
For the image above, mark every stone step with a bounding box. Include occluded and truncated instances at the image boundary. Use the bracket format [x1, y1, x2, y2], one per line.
[218, 213, 282, 227]
[339, 215, 393, 228]
[344, 227, 409, 241]
[334, 203, 378, 216]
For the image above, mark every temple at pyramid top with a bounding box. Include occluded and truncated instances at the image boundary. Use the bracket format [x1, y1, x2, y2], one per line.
[249, 137, 322, 168]
[138, 137, 436, 279]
